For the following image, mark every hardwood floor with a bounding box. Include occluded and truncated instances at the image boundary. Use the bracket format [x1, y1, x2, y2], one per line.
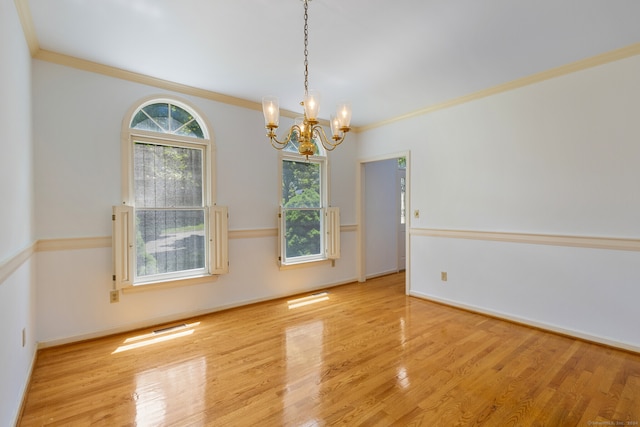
[20, 273, 640, 426]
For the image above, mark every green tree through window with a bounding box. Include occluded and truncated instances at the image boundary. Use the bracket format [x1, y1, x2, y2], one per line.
[280, 133, 326, 263]
[282, 160, 321, 258]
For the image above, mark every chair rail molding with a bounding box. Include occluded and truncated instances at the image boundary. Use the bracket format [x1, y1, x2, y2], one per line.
[410, 228, 640, 252]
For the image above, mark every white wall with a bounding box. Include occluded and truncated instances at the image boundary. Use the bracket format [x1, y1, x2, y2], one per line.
[0, 3, 34, 260]
[364, 159, 399, 277]
[32, 60, 358, 344]
[358, 55, 640, 349]
[0, 0, 37, 424]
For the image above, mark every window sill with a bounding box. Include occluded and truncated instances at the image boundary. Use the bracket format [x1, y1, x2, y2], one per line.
[279, 258, 335, 271]
[122, 274, 219, 294]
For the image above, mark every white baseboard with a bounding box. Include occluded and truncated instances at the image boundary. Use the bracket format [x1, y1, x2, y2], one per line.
[365, 269, 401, 280]
[409, 290, 640, 354]
[15, 346, 38, 426]
[38, 276, 358, 349]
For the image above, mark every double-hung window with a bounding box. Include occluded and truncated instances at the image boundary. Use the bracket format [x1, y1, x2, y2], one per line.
[279, 137, 340, 266]
[114, 98, 227, 288]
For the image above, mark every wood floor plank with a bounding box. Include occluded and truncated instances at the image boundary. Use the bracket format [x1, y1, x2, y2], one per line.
[19, 273, 640, 426]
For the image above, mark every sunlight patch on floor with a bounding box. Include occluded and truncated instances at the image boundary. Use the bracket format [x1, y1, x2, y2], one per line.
[112, 322, 200, 354]
[287, 292, 329, 309]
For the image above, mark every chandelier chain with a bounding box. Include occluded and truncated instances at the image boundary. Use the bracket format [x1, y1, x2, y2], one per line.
[262, 0, 350, 159]
[303, 0, 309, 95]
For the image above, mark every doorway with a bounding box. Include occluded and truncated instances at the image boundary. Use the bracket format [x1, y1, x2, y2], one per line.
[357, 152, 410, 294]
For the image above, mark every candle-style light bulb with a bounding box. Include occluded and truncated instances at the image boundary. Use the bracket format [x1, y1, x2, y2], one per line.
[330, 114, 341, 139]
[336, 101, 352, 130]
[303, 90, 321, 122]
[262, 96, 280, 128]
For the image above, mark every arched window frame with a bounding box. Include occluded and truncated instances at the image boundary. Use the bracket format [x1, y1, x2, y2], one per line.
[121, 97, 215, 206]
[114, 96, 227, 290]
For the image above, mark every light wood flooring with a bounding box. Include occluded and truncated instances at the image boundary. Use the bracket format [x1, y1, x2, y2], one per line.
[20, 273, 640, 426]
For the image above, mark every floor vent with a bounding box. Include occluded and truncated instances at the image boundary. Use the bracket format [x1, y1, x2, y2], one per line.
[153, 323, 188, 334]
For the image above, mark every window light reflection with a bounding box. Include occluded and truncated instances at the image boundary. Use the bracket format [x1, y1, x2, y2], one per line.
[135, 356, 207, 426]
[112, 322, 200, 354]
[396, 366, 411, 390]
[287, 292, 329, 309]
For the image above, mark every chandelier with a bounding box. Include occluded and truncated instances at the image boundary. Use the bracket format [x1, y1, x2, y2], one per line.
[262, 0, 352, 158]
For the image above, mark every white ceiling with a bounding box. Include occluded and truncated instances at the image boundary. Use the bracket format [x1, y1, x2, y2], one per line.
[27, 0, 640, 127]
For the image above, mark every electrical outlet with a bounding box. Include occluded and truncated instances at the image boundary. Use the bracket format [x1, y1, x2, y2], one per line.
[414, 209, 420, 219]
[110, 290, 120, 303]
[441, 272, 448, 282]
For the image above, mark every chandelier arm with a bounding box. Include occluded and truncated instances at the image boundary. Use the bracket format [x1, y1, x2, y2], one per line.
[269, 136, 289, 150]
[268, 125, 301, 149]
[312, 125, 345, 151]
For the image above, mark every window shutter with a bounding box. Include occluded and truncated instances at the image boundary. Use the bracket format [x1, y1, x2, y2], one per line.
[277, 207, 284, 266]
[112, 205, 134, 288]
[209, 205, 229, 274]
[325, 207, 341, 259]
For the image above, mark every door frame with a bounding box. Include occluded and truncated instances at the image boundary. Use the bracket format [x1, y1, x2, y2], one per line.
[397, 166, 407, 272]
[357, 150, 411, 295]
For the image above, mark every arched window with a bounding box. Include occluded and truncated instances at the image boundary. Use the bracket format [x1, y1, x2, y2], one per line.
[113, 98, 227, 289]
[130, 101, 206, 138]
[279, 134, 340, 266]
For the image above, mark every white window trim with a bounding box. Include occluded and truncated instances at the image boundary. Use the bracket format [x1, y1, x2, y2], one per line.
[278, 149, 340, 268]
[115, 96, 227, 289]
[113, 205, 229, 289]
[121, 96, 216, 207]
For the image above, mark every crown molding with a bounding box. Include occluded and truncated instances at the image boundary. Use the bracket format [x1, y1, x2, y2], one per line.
[13, 0, 639, 134]
[13, 0, 38, 55]
[34, 49, 337, 127]
[34, 49, 296, 117]
[12, 0, 284, 117]
[359, 42, 640, 132]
